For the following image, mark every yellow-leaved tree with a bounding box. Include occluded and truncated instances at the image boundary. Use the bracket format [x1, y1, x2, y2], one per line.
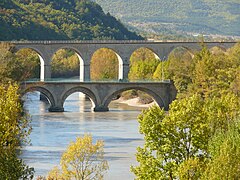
[47, 134, 109, 180]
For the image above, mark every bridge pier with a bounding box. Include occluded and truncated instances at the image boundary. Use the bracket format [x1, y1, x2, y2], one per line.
[93, 106, 109, 112]
[49, 106, 64, 112]
[82, 64, 90, 82]
[121, 63, 130, 81]
[43, 64, 52, 81]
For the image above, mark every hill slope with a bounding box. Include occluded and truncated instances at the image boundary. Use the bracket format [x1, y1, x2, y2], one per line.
[94, 0, 240, 37]
[0, 0, 143, 40]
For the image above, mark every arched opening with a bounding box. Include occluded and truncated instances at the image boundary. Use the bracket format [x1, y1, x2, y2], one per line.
[90, 48, 121, 81]
[107, 88, 164, 111]
[15, 48, 42, 80]
[153, 46, 194, 81]
[129, 47, 160, 81]
[22, 91, 51, 113]
[62, 88, 97, 112]
[51, 48, 82, 81]
[169, 46, 195, 59]
[209, 46, 226, 55]
[63, 93, 94, 112]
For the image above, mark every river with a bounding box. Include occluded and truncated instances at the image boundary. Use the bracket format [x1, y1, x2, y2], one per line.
[21, 92, 145, 180]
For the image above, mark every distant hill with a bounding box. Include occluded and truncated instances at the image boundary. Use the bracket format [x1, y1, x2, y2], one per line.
[94, 0, 240, 37]
[0, 0, 143, 40]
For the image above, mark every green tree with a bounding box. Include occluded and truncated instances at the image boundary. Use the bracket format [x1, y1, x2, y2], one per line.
[0, 43, 40, 82]
[129, 48, 159, 81]
[177, 157, 206, 180]
[48, 134, 109, 180]
[192, 48, 236, 98]
[0, 148, 34, 180]
[51, 49, 79, 78]
[15, 48, 40, 79]
[153, 47, 194, 96]
[132, 93, 240, 179]
[202, 120, 240, 179]
[131, 95, 210, 179]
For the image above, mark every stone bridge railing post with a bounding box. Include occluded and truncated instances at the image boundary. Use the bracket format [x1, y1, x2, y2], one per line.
[119, 54, 131, 81]
[43, 64, 52, 81]
[123, 63, 130, 81]
[81, 63, 90, 82]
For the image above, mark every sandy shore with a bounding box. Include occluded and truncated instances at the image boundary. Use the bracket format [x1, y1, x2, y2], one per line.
[113, 97, 155, 108]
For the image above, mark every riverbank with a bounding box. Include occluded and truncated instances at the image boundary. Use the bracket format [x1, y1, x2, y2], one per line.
[113, 97, 155, 108]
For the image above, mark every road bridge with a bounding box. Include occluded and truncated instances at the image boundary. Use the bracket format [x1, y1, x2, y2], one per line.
[21, 81, 177, 112]
[9, 40, 236, 81]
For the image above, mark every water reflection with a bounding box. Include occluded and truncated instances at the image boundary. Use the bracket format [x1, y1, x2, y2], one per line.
[21, 92, 144, 179]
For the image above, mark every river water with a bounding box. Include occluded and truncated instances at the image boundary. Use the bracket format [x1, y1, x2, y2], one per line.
[21, 92, 145, 179]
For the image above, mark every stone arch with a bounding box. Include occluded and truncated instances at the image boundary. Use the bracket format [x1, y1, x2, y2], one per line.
[61, 87, 97, 109]
[128, 47, 161, 81]
[22, 86, 55, 107]
[130, 47, 161, 60]
[90, 47, 123, 80]
[169, 46, 195, 59]
[209, 45, 227, 55]
[14, 47, 45, 80]
[103, 87, 165, 110]
[51, 46, 84, 81]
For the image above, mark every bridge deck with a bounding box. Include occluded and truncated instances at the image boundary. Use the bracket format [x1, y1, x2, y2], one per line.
[2, 40, 237, 45]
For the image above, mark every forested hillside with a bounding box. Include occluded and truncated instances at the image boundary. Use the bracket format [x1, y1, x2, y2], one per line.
[0, 0, 143, 40]
[94, 0, 240, 37]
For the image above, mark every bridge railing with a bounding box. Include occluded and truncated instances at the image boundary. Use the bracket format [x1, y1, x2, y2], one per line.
[5, 40, 237, 45]
[24, 78, 171, 83]
[9, 40, 151, 44]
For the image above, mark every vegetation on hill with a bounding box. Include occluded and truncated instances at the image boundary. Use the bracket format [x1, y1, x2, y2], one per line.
[0, 0, 143, 40]
[95, 0, 240, 37]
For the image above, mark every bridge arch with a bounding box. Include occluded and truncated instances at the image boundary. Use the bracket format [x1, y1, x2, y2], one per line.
[61, 87, 98, 110]
[15, 47, 45, 80]
[169, 46, 195, 59]
[128, 47, 161, 81]
[22, 86, 55, 107]
[130, 47, 161, 60]
[51, 46, 84, 81]
[103, 87, 165, 110]
[90, 48, 123, 80]
[209, 46, 227, 55]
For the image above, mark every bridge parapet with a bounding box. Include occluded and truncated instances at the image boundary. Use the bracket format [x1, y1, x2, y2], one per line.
[7, 40, 237, 44]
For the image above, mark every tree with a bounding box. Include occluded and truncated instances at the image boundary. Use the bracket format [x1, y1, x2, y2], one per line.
[15, 48, 40, 79]
[192, 49, 235, 98]
[51, 49, 79, 78]
[0, 148, 34, 180]
[90, 48, 118, 81]
[0, 83, 34, 179]
[131, 95, 210, 179]
[0, 83, 31, 149]
[202, 120, 240, 179]
[131, 93, 240, 179]
[0, 43, 40, 82]
[129, 48, 159, 81]
[48, 134, 109, 180]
